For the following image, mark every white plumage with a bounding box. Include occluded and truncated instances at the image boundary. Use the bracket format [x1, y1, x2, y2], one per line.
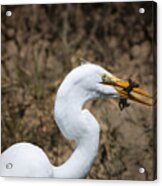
[0, 63, 150, 178]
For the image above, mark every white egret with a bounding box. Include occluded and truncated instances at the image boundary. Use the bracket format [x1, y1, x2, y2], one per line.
[0, 63, 152, 178]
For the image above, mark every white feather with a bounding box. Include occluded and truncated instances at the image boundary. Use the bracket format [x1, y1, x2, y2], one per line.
[0, 64, 118, 178]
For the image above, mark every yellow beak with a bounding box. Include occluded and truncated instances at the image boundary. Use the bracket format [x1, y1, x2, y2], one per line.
[102, 74, 153, 106]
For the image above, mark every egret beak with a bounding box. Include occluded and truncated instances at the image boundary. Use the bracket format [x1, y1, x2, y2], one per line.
[102, 74, 153, 106]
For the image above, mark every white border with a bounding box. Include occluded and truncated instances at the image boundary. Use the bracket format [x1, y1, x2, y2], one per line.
[0, 0, 155, 5]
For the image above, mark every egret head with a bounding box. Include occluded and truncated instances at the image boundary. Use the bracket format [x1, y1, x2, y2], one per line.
[58, 63, 152, 107]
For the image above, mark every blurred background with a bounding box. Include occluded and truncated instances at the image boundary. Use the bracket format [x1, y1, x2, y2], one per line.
[1, 2, 156, 180]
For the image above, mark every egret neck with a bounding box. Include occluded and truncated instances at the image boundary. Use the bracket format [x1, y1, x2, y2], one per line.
[53, 83, 100, 178]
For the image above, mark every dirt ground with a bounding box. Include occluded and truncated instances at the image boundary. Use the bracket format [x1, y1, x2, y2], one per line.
[1, 2, 156, 180]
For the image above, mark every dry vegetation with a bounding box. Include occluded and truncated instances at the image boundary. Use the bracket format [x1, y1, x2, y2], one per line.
[1, 2, 156, 180]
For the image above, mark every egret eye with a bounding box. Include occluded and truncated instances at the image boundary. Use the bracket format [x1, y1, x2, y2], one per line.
[102, 74, 109, 82]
